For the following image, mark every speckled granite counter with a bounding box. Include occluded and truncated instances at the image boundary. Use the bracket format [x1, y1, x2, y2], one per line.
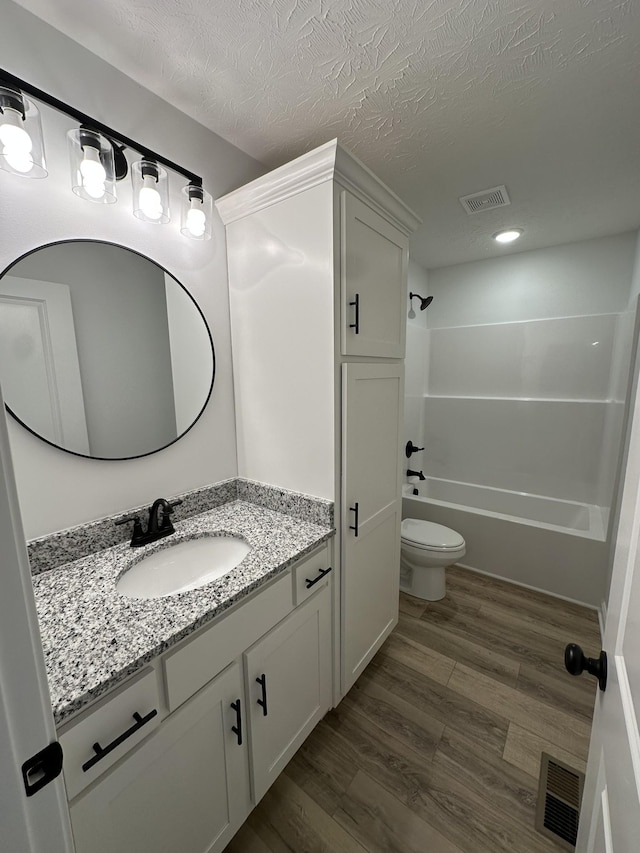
[32, 499, 334, 726]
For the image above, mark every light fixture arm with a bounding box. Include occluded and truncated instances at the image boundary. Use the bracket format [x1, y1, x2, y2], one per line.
[0, 66, 202, 188]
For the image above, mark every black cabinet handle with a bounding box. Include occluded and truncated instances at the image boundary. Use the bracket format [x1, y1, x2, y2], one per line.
[349, 502, 359, 537]
[256, 674, 268, 716]
[305, 566, 333, 589]
[230, 699, 243, 746]
[349, 293, 360, 334]
[564, 643, 607, 691]
[82, 709, 158, 772]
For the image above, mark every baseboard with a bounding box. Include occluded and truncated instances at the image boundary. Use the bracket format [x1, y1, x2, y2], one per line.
[454, 562, 599, 612]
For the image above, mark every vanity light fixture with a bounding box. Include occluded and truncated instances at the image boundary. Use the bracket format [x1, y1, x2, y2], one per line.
[181, 182, 213, 240]
[0, 67, 211, 238]
[493, 228, 523, 244]
[67, 127, 117, 203]
[0, 84, 47, 177]
[132, 159, 170, 224]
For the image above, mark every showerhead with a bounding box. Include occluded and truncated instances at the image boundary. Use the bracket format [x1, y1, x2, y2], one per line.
[409, 292, 433, 311]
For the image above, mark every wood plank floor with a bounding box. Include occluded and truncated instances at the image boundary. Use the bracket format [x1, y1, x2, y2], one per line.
[227, 567, 601, 852]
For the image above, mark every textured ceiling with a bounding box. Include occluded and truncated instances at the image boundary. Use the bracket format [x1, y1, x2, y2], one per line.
[10, 0, 640, 267]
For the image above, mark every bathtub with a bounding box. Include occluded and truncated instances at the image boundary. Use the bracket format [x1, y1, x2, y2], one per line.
[402, 477, 608, 607]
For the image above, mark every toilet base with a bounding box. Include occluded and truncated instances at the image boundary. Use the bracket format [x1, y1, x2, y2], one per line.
[399, 561, 446, 601]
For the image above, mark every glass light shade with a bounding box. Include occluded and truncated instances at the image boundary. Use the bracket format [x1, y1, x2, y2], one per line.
[131, 159, 170, 224]
[67, 128, 117, 203]
[180, 184, 212, 240]
[0, 86, 47, 178]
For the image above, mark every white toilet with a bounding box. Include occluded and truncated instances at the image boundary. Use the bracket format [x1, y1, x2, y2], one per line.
[400, 518, 466, 601]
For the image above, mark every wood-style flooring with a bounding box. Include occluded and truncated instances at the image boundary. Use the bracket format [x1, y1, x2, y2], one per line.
[227, 567, 601, 852]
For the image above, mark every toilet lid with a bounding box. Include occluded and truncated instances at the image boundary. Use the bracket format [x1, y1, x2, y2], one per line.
[401, 518, 464, 551]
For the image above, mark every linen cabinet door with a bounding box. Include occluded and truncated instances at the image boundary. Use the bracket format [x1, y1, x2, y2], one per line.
[342, 362, 404, 694]
[69, 662, 250, 853]
[341, 191, 409, 358]
[244, 584, 332, 804]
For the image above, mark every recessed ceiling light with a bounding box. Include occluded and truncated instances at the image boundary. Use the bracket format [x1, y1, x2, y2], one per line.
[493, 228, 523, 244]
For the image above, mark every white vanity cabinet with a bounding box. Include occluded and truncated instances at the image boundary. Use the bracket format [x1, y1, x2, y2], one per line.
[341, 192, 409, 359]
[342, 362, 404, 687]
[62, 546, 332, 853]
[244, 583, 331, 802]
[216, 139, 420, 698]
[68, 661, 249, 853]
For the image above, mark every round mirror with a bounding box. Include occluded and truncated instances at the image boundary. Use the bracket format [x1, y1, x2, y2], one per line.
[0, 240, 215, 460]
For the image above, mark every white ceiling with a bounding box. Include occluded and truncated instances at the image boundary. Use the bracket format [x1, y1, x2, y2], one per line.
[10, 0, 640, 268]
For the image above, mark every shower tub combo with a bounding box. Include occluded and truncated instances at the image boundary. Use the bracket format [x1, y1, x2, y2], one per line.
[402, 477, 608, 608]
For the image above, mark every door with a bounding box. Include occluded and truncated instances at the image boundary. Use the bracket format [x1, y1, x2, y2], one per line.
[0, 276, 89, 455]
[0, 380, 74, 853]
[576, 358, 640, 849]
[69, 662, 251, 853]
[340, 192, 408, 358]
[244, 585, 331, 804]
[341, 362, 404, 694]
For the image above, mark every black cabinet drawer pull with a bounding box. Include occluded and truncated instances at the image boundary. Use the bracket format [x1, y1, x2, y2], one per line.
[305, 566, 333, 589]
[349, 502, 359, 537]
[349, 293, 360, 334]
[256, 674, 268, 717]
[82, 708, 158, 772]
[230, 699, 243, 746]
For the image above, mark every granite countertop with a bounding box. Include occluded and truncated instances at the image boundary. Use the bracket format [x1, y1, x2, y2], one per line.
[32, 500, 334, 726]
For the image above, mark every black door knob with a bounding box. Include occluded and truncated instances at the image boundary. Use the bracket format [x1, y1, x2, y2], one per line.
[564, 643, 607, 691]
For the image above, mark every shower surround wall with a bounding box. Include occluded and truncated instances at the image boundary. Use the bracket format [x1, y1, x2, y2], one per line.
[405, 231, 639, 606]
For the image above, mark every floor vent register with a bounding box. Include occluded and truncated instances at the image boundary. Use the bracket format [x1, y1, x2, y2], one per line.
[536, 753, 585, 849]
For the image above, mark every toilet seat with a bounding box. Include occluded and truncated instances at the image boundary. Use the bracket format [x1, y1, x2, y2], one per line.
[401, 518, 465, 552]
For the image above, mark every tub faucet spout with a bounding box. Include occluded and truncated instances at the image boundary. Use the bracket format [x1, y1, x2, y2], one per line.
[407, 469, 426, 481]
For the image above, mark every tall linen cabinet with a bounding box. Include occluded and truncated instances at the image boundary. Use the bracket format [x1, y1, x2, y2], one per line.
[216, 141, 420, 697]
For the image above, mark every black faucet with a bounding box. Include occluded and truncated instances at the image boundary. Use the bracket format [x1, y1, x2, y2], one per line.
[115, 497, 183, 547]
[406, 469, 426, 481]
[148, 498, 175, 535]
[405, 441, 424, 458]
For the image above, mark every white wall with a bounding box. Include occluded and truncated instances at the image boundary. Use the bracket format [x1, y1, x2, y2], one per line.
[603, 231, 640, 597]
[629, 231, 640, 305]
[0, 2, 264, 538]
[165, 274, 213, 437]
[426, 232, 637, 328]
[410, 232, 637, 508]
[226, 182, 335, 499]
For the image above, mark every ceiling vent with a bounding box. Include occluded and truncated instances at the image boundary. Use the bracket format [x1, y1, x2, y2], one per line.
[459, 185, 510, 215]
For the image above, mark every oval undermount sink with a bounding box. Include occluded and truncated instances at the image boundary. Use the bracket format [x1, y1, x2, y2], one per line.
[116, 536, 251, 600]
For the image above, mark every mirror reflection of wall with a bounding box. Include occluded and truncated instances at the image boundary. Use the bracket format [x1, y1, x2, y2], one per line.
[0, 241, 214, 460]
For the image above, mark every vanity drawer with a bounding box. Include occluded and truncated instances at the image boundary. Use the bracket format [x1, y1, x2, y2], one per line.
[292, 545, 332, 605]
[163, 573, 292, 712]
[58, 667, 161, 801]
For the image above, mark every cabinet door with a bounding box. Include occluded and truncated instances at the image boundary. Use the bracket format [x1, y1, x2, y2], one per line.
[342, 362, 404, 694]
[341, 191, 409, 358]
[69, 662, 250, 853]
[244, 585, 331, 803]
